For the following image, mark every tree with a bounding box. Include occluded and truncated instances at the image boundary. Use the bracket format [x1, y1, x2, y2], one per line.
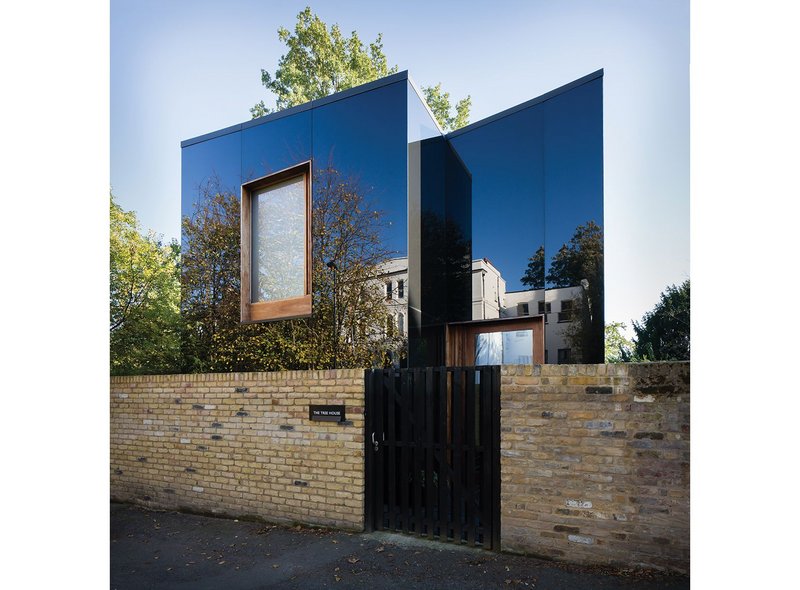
[181, 170, 404, 373]
[630, 280, 690, 361]
[520, 245, 545, 289]
[422, 83, 472, 133]
[110, 194, 181, 375]
[605, 321, 634, 363]
[251, 7, 471, 132]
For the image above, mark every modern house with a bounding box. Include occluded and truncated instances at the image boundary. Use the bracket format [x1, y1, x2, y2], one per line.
[181, 70, 604, 367]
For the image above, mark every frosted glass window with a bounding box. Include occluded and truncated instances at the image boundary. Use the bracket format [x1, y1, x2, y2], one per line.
[475, 329, 533, 365]
[251, 175, 306, 302]
[475, 332, 502, 365]
[502, 330, 533, 364]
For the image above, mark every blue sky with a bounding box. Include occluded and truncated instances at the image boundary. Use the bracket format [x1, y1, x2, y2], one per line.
[111, 0, 689, 327]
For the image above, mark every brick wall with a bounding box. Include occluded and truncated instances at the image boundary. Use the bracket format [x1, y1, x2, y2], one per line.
[110, 369, 365, 530]
[500, 362, 689, 573]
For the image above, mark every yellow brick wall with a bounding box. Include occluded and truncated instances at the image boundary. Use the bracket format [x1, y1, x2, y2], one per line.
[110, 369, 365, 530]
[500, 362, 690, 573]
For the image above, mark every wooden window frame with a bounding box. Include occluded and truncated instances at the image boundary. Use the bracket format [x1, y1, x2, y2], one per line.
[240, 161, 312, 323]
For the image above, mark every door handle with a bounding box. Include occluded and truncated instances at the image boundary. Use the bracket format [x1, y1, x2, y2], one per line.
[371, 432, 379, 451]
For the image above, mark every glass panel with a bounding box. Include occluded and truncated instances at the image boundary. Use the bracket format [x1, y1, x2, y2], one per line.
[312, 81, 407, 257]
[502, 330, 533, 364]
[181, 131, 242, 249]
[543, 78, 604, 362]
[448, 74, 604, 363]
[474, 329, 533, 365]
[251, 175, 306, 302]
[448, 106, 545, 303]
[475, 332, 502, 366]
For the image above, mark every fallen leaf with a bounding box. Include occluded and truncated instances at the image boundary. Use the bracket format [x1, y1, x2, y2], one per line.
[218, 561, 226, 565]
[375, 546, 385, 553]
[347, 557, 360, 564]
[272, 564, 280, 569]
[335, 576, 341, 582]
[331, 539, 339, 544]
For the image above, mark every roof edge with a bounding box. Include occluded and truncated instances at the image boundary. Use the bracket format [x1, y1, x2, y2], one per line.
[445, 69, 603, 140]
[181, 70, 410, 148]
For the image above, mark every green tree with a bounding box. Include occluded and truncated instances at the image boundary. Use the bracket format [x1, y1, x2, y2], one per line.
[422, 83, 472, 133]
[110, 194, 181, 375]
[520, 245, 545, 289]
[605, 321, 634, 363]
[181, 170, 404, 373]
[251, 6, 471, 132]
[630, 280, 690, 361]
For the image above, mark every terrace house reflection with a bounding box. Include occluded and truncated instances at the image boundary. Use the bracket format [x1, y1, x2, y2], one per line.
[181, 70, 604, 367]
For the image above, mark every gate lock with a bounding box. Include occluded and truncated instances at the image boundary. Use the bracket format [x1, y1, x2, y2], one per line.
[371, 432, 384, 452]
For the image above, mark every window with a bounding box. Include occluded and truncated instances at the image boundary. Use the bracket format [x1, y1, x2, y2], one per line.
[240, 161, 312, 322]
[386, 281, 393, 300]
[558, 299, 574, 323]
[397, 279, 404, 299]
[538, 301, 551, 315]
[517, 302, 529, 316]
[475, 329, 533, 365]
[557, 348, 571, 364]
[398, 312, 405, 335]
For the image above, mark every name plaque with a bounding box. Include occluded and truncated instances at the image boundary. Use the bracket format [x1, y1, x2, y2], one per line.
[309, 404, 346, 423]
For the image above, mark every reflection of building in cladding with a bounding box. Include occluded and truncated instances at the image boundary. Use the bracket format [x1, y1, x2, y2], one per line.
[379, 256, 581, 363]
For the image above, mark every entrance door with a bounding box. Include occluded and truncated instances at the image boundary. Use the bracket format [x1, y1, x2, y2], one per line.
[364, 366, 501, 549]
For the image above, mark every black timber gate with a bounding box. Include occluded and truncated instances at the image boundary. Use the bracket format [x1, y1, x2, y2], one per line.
[364, 366, 501, 549]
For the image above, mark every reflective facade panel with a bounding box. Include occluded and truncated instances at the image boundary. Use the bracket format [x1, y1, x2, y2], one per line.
[241, 110, 312, 184]
[312, 80, 408, 258]
[447, 72, 604, 363]
[181, 129, 241, 244]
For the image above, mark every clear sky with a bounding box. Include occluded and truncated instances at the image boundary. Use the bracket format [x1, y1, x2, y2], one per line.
[111, 0, 689, 328]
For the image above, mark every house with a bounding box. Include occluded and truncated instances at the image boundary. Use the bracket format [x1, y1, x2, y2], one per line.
[181, 70, 604, 366]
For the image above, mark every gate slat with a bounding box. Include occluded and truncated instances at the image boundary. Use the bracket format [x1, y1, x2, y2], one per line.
[438, 368, 449, 540]
[452, 368, 464, 544]
[374, 368, 385, 530]
[491, 366, 501, 550]
[400, 369, 411, 534]
[465, 367, 476, 545]
[479, 366, 492, 546]
[364, 369, 374, 531]
[386, 369, 397, 531]
[413, 368, 425, 534]
[424, 367, 435, 538]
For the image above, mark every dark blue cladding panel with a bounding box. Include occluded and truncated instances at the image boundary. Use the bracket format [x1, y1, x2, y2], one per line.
[543, 77, 603, 286]
[447, 75, 604, 362]
[448, 106, 545, 293]
[241, 110, 312, 184]
[312, 80, 408, 258]
[181, 130, 241, 248]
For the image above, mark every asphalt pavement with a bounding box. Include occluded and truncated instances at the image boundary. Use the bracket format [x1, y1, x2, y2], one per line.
[111, 502, 688, 590]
